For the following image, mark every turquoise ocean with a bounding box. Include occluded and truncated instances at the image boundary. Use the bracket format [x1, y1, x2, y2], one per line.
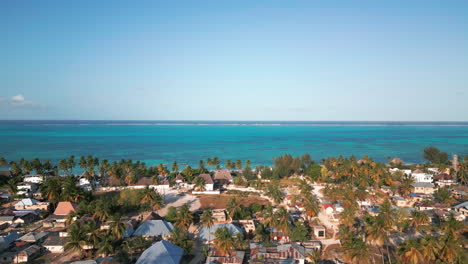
[0, 121, 467, 167]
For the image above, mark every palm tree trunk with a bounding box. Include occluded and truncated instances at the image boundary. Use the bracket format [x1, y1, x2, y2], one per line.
[386, 244, 392, 264]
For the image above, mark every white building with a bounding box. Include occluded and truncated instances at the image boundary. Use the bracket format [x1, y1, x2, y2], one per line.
[23, 175, 43, 184]
[411, 170, 433, 183]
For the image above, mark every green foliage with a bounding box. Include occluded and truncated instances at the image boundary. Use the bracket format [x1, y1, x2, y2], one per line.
[290, 222, 309, 242]
[433, 187, 452, 204]
[423, 146, 448, 164]
[165, 206, 178, 222]
[169, 227, 194, 254]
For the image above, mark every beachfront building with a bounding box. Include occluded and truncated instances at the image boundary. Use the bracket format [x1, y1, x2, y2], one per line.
[198, 174, 214, 191]
[411, 170, 433, 183]
[136, 240, 184, 264]
[214, 169, 233, 184]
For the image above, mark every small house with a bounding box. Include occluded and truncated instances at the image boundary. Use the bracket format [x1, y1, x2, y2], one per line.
[132, 220, 174, 239]
[206, 250, 245, 264]
[313, 225, 326, 239]
[214, 170, 233, 184]
[412, 182, 435, 195]
[198, 174, 214, 191]
[323, 203, 334, 215]
[53, 201, 78, 216]
[14, 198, 49, 210]
[212, 209, 227, 223]
[43, 236, 66, 253]
[15, 245, 43, 263]
[135, 240, 184, 264]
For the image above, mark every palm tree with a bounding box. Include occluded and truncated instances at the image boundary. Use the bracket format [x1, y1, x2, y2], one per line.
[419, 235, 438, 262]
[274, 207, 291, 235]
[172, 161, 179, 173]
[110, 216, 127, 240]
[213, 226, 236, 256]
[169, 227, 193, 254]
[5, 179, 18, 196]
[366, 216, 390, 264]
[65, 222, 86, 254]
[305, 250, 322, 264]
[261, 205, 276, 228]
[0, 157, 6, 167]
[303, 195, 319, 220]
[97, 234, 114, 257]
[175, 203, 193, 231]
[40, 177, 62, 204]
[398, 239, 424, 264]
[342, 234, 371, 264]
[140, 186, 164, 210]
[194, 177, 206, 191]
[227, 198, 241, 220]
[200, 210, 214, 242]
[409, 211, 429, 233]
[65, 211, 77, 226]
[264, 183, 284, 204]
[200, 210, 214, 228]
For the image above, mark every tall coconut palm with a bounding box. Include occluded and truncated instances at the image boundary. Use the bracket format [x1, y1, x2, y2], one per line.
[213, 226, 236, 256]
[110, 217, 127, 240]
[303, 195, 319, 220]
[175, 203, 193, 231]
[169, 226, 193, 253]
[274, 207, 291, 235]
[65, 222, 86, 254]
[200, 210, 214, 242]
[419, 235, 438, 262]
[409, 211, 429, 233]
[227, 198, 241, 220]
[398, 239, 424, 264]
[97, 234, 114, 257]
[342, 234, 371, 264]
[40, 177, 62, 204]
[194, 177, 206, 191]
[261, 205, 276, 228]
[172, 161, 179, 173]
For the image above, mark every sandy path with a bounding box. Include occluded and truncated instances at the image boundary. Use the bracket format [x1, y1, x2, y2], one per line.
[158, 189, 201, 216]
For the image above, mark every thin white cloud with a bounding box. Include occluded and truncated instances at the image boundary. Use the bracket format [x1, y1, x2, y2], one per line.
[11, 94, 25, 103]
[0, 94, 42, 108]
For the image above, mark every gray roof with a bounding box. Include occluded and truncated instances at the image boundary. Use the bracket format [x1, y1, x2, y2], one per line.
[412, 182, 435, 188]
[19, 231, 48, 242]
[453, 201, 468, 210]
[0, 216, 15, 222]
[133, 220, 174, 237]
[198, 223, 242, 242]
[43, 236, 66, 246]
[136, 240, 184, 264]
[0, 232, 21, 245]
[15, 198, 40, 207]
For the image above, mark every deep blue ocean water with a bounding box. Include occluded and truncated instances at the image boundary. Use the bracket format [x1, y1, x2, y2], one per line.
[0, 120, 467, 166]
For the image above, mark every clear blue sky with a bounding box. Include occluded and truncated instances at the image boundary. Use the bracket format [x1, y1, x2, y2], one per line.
[2, 0, 468, 121]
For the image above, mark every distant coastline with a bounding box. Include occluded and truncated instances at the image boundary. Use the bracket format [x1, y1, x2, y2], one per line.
[1, 120, 468, 126]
